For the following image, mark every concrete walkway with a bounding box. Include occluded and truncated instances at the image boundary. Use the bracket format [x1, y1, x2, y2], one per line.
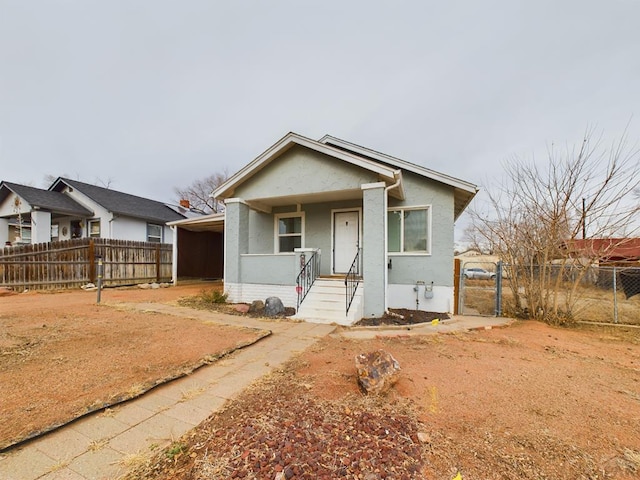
[0, 305, 511, 480]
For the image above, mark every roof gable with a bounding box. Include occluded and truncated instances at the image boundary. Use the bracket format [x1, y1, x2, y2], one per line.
[213, 132, 404, 202]
[214, 132, 478, 219]
[50, 178, 185, 224]
[0, 181, 94, 217]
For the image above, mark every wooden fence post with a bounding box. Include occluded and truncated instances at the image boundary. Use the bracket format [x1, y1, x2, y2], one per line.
[88, 239, 96, 284]
[156, 243, 161, 283]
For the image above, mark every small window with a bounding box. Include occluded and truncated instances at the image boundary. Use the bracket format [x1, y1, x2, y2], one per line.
[88, 219, 101, 238]
[275, 213, 304, 253]
[71, 220, 82, 238]
[147, 223, 163, 243]
[387, 207, 430, 253]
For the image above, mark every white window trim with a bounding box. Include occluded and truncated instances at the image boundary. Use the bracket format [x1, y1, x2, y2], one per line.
[387, 205, 432, 255]
[274, 212, 305, 254]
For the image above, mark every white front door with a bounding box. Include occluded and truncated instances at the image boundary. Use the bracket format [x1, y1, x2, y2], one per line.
[333, 210, 360, 274]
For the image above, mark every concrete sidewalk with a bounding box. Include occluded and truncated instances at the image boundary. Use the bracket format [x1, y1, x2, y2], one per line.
[0, 305, 335, 480]
[339, 314, 514, 339]
[0, 305, 511, 480]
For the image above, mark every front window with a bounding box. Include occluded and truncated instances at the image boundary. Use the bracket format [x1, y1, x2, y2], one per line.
[147, 223, 163, 243]
[387, 207, 430, 253]
[88, 219, 101, 238]
[275, 213, 304, 253]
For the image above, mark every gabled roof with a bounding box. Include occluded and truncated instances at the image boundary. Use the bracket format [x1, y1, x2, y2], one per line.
[0, 181, 94, 217]
[213, 132, 478, 219]
[213, 132, 405, 203]
[50, 178, 185, 224]
[319, 135, 478, 219]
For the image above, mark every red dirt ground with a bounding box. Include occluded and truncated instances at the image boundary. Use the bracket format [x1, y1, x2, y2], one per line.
[126, 320, 640, 480]
[0, 282, 267, 451]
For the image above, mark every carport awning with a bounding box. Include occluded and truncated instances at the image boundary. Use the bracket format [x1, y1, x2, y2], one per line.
[168, 213, 224, 232]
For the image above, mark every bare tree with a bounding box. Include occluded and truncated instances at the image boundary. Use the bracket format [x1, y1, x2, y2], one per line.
[468, 128, 640, 323]
[174, 171, 229, 214]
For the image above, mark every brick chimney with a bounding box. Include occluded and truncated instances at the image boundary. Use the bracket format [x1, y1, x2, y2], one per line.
[179, 199, 190, 208]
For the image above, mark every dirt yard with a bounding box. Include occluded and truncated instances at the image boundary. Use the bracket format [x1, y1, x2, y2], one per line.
[0, 282, 269, 451]
[2, 283, 640, 478]
[126, 320, 640, 480]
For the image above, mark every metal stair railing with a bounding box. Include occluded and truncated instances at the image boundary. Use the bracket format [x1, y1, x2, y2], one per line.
[296, 250, 321, 311]
[344, 249, 361, 315]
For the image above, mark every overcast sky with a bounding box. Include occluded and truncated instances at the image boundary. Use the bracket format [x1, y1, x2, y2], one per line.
[1, 1, 639, 239]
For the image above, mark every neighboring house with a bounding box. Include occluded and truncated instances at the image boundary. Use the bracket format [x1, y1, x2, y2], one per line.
[212, 132, 478, 324]
[0, 178, 189, 245]
[564, 238, 640, 267]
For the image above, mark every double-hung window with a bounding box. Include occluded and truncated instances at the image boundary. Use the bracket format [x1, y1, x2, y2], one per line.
[147, 223, 163, 243]
[88, 219, 101, 238]
[387, 207, 430, 253]
[275, 213, 304, 253]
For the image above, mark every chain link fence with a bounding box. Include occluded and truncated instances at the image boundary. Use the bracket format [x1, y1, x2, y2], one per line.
[460, 262, 640, 325]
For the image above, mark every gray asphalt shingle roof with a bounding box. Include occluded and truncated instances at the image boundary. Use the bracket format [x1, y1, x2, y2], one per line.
[51, 178, 185, 223]
[0, 182, 94, 216]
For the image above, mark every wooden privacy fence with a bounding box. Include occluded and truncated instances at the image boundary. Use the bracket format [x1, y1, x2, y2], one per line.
[0, 238, 173, 291]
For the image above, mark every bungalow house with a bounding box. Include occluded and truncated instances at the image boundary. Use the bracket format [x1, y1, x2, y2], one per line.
[212, 132, 478, 324]
[0, 177, 190, 245]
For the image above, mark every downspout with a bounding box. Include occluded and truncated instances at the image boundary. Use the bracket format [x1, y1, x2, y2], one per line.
[383, 170, 402, 313]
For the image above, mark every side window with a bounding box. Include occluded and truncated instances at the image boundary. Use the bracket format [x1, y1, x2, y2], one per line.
[147, 223, 163, 243]
[88, 219, 101, 238]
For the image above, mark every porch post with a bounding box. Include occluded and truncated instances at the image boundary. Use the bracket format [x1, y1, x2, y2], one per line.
[223, 199, 249, 301]
[361, 182, 386, 317]
[31, 210, 52, 244]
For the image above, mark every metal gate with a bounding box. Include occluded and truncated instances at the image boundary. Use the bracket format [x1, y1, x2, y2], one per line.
[458, 261, 500, 316]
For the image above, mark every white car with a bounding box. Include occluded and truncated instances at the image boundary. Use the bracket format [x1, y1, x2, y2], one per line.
[463, 268, 496, 280]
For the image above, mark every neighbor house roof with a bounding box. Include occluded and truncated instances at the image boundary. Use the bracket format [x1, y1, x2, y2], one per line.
[0, 181, 94, 217]
[50, 178, 185, 224]
[213, 132, 478, 220]
[565, 238, 640, 262]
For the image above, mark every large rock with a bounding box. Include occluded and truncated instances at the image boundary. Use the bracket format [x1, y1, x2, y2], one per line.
[264, 296, 285, 317]
[248, 299, 265, 314]
[355, 349, 401, 395]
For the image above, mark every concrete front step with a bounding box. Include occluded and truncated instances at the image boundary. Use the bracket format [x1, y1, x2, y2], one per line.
[293, 278, 363, 326]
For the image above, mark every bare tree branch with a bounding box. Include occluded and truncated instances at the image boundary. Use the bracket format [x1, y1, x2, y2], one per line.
[174, 170, 229, 214]
[467, 128, 640, 323]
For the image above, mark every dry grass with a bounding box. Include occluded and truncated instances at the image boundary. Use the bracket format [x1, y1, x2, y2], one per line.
[464, 280, 640, 324]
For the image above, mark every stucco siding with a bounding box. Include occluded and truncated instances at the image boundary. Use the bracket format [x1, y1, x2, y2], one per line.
[239, 254, 296, 285]
[387, 171, 454, 286]
[234, 146, 379, 201]
[247, 210, 274, 254]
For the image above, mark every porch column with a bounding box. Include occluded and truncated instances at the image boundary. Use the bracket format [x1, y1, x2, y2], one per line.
[0, 218, 8, 245]
[223, 198, 249, 287]
[361, 182, 386, 317]
[31, 210, 52, 244]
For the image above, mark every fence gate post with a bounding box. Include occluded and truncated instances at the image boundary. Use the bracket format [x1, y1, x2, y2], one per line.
[453, 258, 461, 315]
